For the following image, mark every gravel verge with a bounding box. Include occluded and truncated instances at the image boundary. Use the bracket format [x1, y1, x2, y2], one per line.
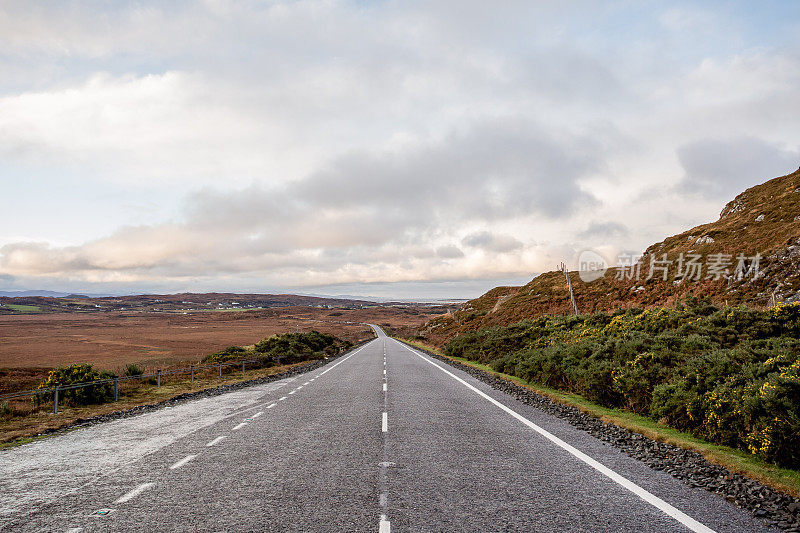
[401, 340, 800, 532]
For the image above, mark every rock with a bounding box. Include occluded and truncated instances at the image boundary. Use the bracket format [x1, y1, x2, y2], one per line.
[756, 214, 766, 222]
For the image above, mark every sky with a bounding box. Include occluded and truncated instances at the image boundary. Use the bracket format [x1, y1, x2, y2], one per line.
[1, 0, 799, 300]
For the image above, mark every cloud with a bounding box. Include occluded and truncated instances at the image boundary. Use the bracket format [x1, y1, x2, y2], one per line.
[578, 221, 629, 240]
[677, 137, 799, 199]
[2, 1, 800, 298]
[461, 231, 524, 253]
[436, 245, 464, 259]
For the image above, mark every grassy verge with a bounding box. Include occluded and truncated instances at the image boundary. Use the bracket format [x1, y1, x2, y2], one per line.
[397, 337, 800, 498]
[0, 360, 312, 449]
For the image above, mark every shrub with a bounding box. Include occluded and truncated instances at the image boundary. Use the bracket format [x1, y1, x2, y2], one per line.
[33, 364, 115, 407]
[255, 331, 350, 363]
[444, 302, 800, 468]
[203, 345, 250, 364]
[123, 363, 144, 377]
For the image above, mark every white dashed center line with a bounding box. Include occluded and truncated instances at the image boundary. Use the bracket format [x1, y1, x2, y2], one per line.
[115, 482, 155, 504]
[303, 382, 310, 386]
[206, 435, 227, 447]
[279, 396, 287, 401]
[251, 411, 264, 419]
[383, 383, 387, 392]
[169, 454, 197, 470]
[232, 422, 248, 431]
[288, 390, 296, 395]
[266, 403, 277, 409]
[379, 514, 391, 533]
[382, 412, 388, 433]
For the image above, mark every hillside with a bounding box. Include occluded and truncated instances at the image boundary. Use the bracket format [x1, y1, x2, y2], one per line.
[422, 166, 800, 346]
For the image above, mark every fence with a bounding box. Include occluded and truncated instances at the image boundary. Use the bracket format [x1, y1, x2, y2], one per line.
[0, 355, 279, 414]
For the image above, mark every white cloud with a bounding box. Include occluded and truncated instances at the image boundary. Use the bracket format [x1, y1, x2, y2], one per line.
[1, 1, 799, 298]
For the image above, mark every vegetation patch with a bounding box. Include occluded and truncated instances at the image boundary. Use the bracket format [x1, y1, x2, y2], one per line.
[202, 331, 351, 365]
[2, 304, 41, 313]
[444, 298, 800, 469]
[33, 364, 115, 407]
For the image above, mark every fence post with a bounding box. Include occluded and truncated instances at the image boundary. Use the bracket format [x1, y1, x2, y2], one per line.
[53, 383, 60, 414]
[218, 362, 222, 379]
[157, 369, 161, 388]
[191, 365, 195, 383]
[242, 360, 245, 375]
[114, 377, 119, 401]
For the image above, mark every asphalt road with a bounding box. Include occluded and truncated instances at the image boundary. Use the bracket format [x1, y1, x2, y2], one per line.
[0, 326, 776, 532]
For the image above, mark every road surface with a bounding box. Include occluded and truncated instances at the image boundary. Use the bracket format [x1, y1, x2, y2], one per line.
[0, 326, 774, 532]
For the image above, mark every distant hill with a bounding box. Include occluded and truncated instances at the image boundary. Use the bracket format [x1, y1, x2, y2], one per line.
[422, 166, 800, 346]
[0, 290, 70, 298]
[0, 292, 383, 314]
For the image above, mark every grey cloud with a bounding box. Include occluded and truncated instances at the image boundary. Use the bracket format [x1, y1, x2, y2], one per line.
[178, 117, 602, 258]
[461, 231, 523, 253]
[436, 245, 464, 259]
[677, 137, 799, 199]
[298, 117, 601, 221]
[578, 221, 629, 240]
[516, 48, 627, 105]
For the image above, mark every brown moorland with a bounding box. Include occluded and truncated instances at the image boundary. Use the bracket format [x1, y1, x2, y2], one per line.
[0, 304, 444, 395]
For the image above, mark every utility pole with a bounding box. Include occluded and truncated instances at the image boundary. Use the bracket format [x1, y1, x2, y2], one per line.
[559, 262, 579, 316]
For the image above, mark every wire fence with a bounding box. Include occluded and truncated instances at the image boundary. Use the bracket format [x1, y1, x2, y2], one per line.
[0, 356, 280, 414]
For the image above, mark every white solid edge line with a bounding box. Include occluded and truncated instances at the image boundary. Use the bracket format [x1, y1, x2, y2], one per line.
[382, 412, 388, 433]
[233, 422, 248, 431]
[65, 528, 83, 533]
[379, 514, 391, 533]
[206, 435, 227, 447]
[395, 340, 716, 533]
[169, 454, 197, 470]
[115, 482, 155, 504]
[319, 343, 370, 376]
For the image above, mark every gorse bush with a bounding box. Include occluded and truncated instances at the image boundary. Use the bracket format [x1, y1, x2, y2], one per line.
[203, 345, 250, 363]
[445, 300, 800, 468]
[255, 331, 351, 364]
[202, 331, 352, 366]
[33, 364, 115, 407]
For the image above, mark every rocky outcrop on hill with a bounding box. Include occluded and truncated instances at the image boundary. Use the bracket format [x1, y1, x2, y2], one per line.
[422, 167, 800, 346]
